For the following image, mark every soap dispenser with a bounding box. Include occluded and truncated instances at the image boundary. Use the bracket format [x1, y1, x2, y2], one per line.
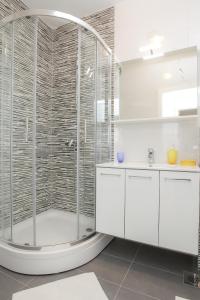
[167, 145, 178, 165]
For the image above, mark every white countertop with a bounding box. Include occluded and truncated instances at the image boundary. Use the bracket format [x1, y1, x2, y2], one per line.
[96, 162, 200, 173]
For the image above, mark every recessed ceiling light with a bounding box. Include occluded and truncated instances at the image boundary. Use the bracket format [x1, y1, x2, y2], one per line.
[139, 34, 165, 60]
[163, 73, 172, 80]
[149, 35, 164, 48]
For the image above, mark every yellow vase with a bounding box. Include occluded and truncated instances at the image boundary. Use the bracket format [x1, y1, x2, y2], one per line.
[167, 147, 178, 165]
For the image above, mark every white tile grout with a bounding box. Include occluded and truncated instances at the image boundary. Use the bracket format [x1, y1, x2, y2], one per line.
[118, 285, 160, 300]
[134, 261, 184, 278]
[102, 250, 138, 263]
[113, 244, 142, 300]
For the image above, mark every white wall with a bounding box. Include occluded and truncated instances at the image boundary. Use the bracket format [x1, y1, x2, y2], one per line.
[114, 120, 199, 164]
[115, 0, 200, 62]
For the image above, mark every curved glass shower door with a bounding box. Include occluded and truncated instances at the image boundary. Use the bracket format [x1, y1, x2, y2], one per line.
[0, 16, 38, 246]
[78, 28, 97, 239]
[38, 19, 79, 246]
[0, 21, 13, 243]
[0, 11, 112, 249]
[78, 28, 112, 239]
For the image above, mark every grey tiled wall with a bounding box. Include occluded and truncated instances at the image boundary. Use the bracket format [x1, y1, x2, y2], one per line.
[0, 0, 27, 19]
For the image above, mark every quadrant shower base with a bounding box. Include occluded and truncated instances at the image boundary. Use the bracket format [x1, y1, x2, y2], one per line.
[8, 209, 94, 246]
[0, 209, 113, 275]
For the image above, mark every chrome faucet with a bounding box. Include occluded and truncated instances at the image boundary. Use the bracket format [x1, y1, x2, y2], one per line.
[148, 148, 154, 166]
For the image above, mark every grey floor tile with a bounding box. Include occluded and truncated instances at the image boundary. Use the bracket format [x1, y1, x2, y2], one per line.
[123, 263, 200, 300]
[0, 266, 35, 286]
[98, 278, 119, 300]
[0, 270, 25, 300]
[135, 245, 196, 275]
[27, 268, 83, 288]
[172, 283, 200, 300]
[103, 238, 140, 261]
[80, 253, 131, 284]
[116, 287, 159, 300]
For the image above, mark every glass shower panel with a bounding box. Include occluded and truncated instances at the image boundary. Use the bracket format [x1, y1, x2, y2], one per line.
[36, 23, 79, 246]
[96, 42, 112, 165]
[78, 28, 97, 239]
[35, 19, 55, 247]
[0, 23, 13, 241]
[11, 17, 38, 247]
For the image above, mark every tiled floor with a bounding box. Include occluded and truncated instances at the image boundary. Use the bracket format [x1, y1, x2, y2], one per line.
[1, 238, 200, 300]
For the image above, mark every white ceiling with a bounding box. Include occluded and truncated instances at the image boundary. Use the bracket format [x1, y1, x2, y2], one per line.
[23, 0, 121, 18]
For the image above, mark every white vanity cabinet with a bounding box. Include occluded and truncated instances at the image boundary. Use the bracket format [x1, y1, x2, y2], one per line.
[125, 170, 159, 246]
[96, 164, 200, 255]
[96, 168, 125, 238]
[159, 171, 200, 255]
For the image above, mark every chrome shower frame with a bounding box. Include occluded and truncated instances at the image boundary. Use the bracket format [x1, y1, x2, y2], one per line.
[0, 9, 112, 250]
[0, 9, 112, 54]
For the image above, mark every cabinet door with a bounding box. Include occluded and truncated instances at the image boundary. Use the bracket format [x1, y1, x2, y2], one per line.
[125, 170, 159, 246]
[96, 168, 125, 238]
[159, 171, 199, 255]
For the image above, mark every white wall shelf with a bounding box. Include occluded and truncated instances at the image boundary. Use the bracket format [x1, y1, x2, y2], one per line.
[113, 115, 198, 125]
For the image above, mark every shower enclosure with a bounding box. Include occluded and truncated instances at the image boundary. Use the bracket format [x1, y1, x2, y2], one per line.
[0, 9, 112, 273]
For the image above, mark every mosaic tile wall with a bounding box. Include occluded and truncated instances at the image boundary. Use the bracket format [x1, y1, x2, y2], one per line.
[0, 1, 114, 231]
[0, 0, 26, 19]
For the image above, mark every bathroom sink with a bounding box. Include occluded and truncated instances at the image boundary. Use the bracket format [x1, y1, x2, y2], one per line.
[96, 162, 200, 172]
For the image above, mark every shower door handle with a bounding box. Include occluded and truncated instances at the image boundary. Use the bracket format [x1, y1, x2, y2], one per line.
[25, 117, 29, 143]
[84, 119, 87, 143]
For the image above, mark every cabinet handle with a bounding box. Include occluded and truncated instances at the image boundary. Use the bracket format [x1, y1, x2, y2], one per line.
[128, 175, 152, 180]
[164, 178, 191, 182]
[100, 173, 121, 177]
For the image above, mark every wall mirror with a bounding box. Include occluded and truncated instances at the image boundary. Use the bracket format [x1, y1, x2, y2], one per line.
[119, 47, 198, 121]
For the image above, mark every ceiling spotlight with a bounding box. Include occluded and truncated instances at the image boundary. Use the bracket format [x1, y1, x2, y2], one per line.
[139, 34, 165, 60]
[163, 73, 172, 80]
[140, 46, 164, 60]
[149, 35, 164, 48]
